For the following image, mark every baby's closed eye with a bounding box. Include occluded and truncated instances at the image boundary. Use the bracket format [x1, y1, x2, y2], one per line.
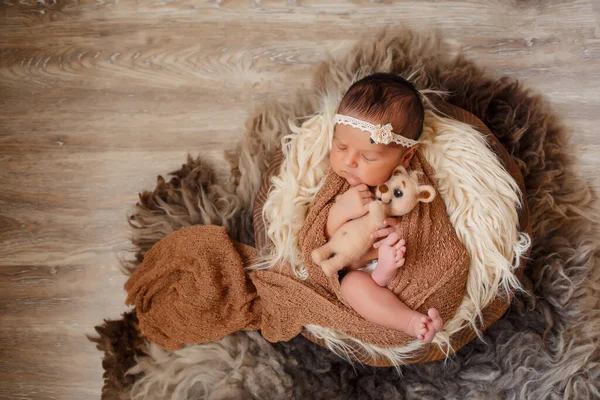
[362, 152, 381, 162]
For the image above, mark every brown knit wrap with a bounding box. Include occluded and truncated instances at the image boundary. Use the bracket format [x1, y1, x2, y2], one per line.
[125, 144, 469, 351]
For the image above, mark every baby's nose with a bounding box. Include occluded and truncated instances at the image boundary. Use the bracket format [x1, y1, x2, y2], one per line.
[343, 153, 358, 167]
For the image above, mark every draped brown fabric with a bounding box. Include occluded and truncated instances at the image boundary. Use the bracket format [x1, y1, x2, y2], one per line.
[124, 103, 529, 365]
[125, 150, 469, 352]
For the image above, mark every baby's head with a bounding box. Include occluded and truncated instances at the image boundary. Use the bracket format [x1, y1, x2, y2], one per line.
[330, 73, 424, 187]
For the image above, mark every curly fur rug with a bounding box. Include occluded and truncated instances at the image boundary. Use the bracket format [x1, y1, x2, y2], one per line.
[90, 29, 600, 399]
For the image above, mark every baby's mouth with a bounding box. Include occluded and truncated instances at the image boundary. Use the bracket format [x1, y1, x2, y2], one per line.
[345, 171, 359, 180]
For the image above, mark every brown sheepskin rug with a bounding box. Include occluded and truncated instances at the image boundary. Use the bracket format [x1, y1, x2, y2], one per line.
[89, 29, 600, 399]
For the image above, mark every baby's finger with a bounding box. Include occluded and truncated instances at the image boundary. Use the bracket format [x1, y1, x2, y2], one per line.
[381, 233, 400, 246]
[394, 241, 405, 250]
[372, 237, 387, 249]
[370, 227, 394, 241]
[383, 218, 399, 227]
[394, 244, 406, 254]
[360, 191, 373, 199]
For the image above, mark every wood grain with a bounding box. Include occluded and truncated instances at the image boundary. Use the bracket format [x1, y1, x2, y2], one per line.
[1, 0, 599, 398]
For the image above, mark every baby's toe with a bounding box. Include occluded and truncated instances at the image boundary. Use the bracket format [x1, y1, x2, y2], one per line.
[428, 309, 444, 331]
[428, 309, 440, 321]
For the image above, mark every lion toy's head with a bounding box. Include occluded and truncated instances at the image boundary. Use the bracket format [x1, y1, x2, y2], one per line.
[375, 166, 436, 216]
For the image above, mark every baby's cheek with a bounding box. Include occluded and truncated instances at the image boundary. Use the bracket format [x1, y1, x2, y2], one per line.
[328, 153, 338, 170]
[364, 168, 389, 187]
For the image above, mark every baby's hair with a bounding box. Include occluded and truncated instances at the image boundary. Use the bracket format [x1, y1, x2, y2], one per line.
[336, 73, 425, 142]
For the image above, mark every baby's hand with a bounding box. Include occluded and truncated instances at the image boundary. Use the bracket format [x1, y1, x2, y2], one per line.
[371, 217, 401, 242]
[334, 184, 374, 221]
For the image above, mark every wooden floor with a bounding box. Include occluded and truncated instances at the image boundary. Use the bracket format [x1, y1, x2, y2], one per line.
[1, 0, 599, 398]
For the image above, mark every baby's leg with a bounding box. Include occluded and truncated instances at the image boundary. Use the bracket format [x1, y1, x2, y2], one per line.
[341, 271, 443, 342]
[371, 233, 406, 287]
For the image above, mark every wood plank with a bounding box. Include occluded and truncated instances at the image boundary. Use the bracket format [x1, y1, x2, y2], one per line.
[0, 0, 598, 398]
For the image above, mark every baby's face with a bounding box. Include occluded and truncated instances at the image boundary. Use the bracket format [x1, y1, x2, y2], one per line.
[330, 123, 407, 187]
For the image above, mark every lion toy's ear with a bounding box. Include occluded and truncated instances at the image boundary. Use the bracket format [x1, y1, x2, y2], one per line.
[393, 166, 409, 177]
[406, 169, 435, 204]
[417, 185, 436, 203]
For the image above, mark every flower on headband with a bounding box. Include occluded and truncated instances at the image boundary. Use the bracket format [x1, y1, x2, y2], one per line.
[370, 122, 395, 145]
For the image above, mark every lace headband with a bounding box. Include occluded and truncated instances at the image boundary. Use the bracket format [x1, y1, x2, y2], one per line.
[333, 114, 419, 148]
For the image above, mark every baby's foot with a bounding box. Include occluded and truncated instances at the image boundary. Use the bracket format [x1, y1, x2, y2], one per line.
[371, 233, 406, 286]
[408, 308, 444, 343]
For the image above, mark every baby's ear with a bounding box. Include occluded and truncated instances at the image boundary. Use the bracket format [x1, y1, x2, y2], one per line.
[401, 146, 418, 167]
[417, 185, 436, 203]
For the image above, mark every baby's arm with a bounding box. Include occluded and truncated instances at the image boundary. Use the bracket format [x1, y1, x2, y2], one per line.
[325, 184, 373, 239]
[325, 202, 349, 239]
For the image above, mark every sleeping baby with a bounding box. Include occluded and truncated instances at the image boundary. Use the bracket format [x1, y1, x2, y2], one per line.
[322, 72, 443, 343]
